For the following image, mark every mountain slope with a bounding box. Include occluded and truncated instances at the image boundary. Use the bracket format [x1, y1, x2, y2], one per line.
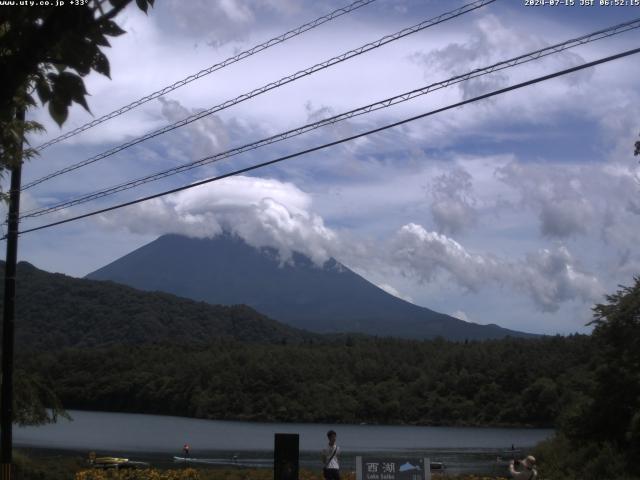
[0, 261, 314, 351]
[87, 233, 534, 340]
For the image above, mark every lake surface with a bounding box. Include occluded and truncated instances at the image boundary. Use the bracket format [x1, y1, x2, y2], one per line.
[15, 410, 554, 475]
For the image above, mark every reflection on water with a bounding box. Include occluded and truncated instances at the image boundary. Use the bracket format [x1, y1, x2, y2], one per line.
[16, 410, 553, 476]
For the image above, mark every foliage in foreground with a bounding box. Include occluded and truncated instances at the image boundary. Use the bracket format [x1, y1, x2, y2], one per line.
[532, 278, 640, 480]
[0, 367, 68, 426]
[14, 451, 87, 480]
[10, 370, 69, 425]
[76, 468, 199, 480]
[73, 468, 500, 480]
[1, 0, 154, 427]
[0, 0, 154, 174]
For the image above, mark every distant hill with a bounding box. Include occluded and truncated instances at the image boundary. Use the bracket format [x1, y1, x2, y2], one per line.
[0, 261, 314, 351]
[87, 233, 535, 340]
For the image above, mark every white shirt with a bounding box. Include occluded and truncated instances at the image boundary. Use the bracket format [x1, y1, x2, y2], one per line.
[322, 444, 340, 469]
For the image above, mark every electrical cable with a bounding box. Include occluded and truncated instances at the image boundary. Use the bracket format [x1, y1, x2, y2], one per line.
[22, 0, 495, 191]
[20, 18, 640, 219]
[11, 46, 640, 239]
[33, 0, 378, 152]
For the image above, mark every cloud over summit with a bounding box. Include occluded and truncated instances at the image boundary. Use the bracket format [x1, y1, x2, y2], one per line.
[98, 175, 337, 266]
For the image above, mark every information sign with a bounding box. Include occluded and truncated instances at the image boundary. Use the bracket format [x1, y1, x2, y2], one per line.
[355, 457, 431, 480]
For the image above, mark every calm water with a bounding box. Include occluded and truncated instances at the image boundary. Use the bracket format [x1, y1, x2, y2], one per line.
[15, 410, 553, 475]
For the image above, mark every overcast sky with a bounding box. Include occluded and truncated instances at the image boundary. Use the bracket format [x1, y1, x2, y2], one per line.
[6, 0, 640, 335]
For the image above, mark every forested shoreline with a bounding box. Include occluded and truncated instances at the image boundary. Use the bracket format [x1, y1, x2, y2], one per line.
[21, 335, 590, 428]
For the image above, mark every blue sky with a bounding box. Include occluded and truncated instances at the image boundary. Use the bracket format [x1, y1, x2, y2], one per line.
[6, 0, 640, 335]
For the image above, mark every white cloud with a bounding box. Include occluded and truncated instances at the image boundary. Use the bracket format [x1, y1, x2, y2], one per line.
[495, 160, 595, 239]
[161, 0, 257, 47]
[521, 245, 603, 312]
[157, 98, 230, 160]
[412, 13, 590, 98]
[429, 167, 477, 235]
[390, 223, 603, 313]
[97, 175, 337, 266]
[494, 158, 640, 271]
[390, 223, 501, 291]
[403, 11, 640, 152]
[376, 283, 414, 304]
[452, 310, 470, 322]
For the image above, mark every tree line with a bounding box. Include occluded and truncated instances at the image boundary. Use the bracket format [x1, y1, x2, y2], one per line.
[532, 278, 640, 479]
[20, 334, 591, 428]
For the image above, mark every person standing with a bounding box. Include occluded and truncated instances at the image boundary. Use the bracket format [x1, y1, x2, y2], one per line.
[321, 430, 340, 480]
[509, 455, 537, 479]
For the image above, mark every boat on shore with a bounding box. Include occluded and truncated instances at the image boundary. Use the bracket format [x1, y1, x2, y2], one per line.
[91, 456, 149, 469]
[172, 456, 270, 468]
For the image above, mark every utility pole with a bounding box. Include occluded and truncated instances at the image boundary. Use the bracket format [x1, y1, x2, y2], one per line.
[1, 107, 25, 480]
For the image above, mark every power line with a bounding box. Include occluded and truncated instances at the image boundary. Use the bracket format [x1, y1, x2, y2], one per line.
[33, 0, 378, 152]
[22, 0, 496, 191]
[12, 46, 640, 239]
[20, 18, 640, 219]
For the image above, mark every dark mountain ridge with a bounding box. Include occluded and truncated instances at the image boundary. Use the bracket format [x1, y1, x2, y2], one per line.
[87, 233, 535, 340]
[0, 260, 315, 351]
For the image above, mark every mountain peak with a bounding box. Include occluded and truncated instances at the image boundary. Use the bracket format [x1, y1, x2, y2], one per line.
[87, 234, 535, 340]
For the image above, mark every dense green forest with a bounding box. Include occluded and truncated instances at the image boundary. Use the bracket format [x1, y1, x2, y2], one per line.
[1, 261, 316, 350]
[20, 335, 590, 427]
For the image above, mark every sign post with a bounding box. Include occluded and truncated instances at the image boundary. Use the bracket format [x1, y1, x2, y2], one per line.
[356, 457, 431, 480]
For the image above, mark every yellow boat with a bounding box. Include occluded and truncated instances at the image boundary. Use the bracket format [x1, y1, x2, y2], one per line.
[94, 457, 129, 465]
[88, 453, 149, 469]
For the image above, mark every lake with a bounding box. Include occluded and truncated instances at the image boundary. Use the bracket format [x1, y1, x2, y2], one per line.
[15, 410, 553, 475]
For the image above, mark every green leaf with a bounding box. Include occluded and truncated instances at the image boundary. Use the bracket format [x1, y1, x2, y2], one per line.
[56, 71, 90, 113]
[35, 77, 52, 104]
[91, 50, 110, 78]
[101, 19, 126, 37]
[136, 0, 149, 13]
[63, 39, 95, 76]
[48, 99, 68, 127]
[63, 71, 88, 94]
[94, 33, 111, 48]
[24, 93, 37, 108]
[8, 125, 22, 144]
[56, 35, 97, 77]
[73, 91, 91, 113]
